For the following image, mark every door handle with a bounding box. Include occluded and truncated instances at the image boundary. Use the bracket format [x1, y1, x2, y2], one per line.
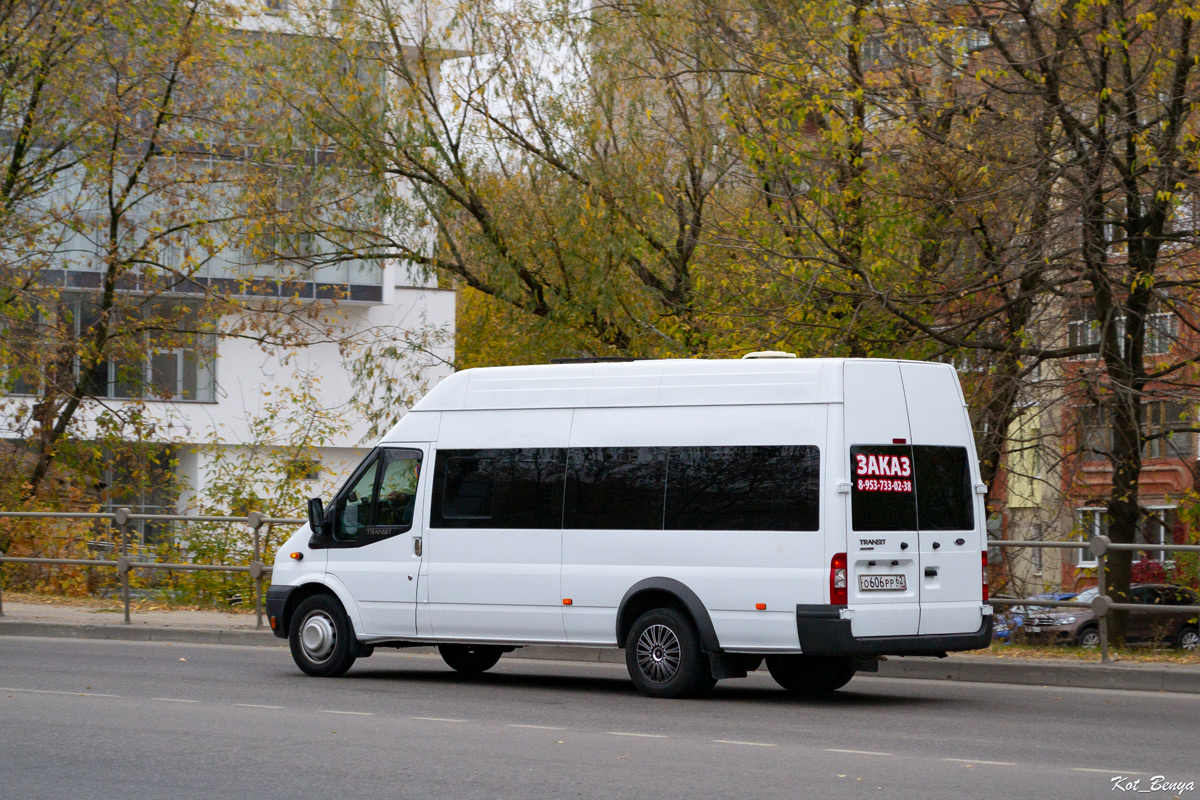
[413, 536, 422, 557]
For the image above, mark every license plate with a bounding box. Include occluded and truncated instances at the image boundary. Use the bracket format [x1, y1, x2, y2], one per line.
[858, 574, 906, 592]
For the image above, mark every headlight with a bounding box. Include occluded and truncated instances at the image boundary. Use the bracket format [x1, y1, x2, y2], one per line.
[1047, 616, 1077, 626]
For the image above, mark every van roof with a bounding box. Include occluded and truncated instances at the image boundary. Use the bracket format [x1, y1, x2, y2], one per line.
[410, 357, 950, 412]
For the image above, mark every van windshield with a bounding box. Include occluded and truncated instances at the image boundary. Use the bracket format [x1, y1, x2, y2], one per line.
[850, 445, 974, 531]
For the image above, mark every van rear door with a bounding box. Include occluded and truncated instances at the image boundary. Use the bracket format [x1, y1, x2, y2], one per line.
[843, 362, 921, 637]
[900, 362, 984, 636]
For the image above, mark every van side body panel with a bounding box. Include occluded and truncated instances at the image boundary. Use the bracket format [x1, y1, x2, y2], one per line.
[422, 408, 571, 642]
[561, 404, 826, 651]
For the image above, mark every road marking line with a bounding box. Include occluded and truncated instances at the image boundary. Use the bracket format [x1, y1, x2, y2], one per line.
[321, 710, 374, 716]
[712, 740, 777, 748]
[0, 687, 121, 698]
[608, 732, 668, 739]
[944, 758, 1015, 766]
[411, 716, 466, 723]
[507, 724, 566, 730]
[825, 749, 892, 756]
[234, 704, 284, 709]
[1072, 768, 1147, 775]
[153, 698, 199, 703]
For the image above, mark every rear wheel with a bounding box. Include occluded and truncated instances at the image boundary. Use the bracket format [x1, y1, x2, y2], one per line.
[765, 655, 856, 695]
[289, 594, 357, 677]
[438, 644, 504, 675]
[1076, 626, 1101, 649]
[1177, 626, 1199, 651]
[625, 607, 716, 698]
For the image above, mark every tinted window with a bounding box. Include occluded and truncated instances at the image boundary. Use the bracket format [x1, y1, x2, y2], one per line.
[851, 445, 917, 531]
[1165, 588, 1198, 606]
[912, 446, 974, 530]
[432, 448, 566, 529]
[851, 444, 974, 531]
[665, 445, 820, 531]
[565, 447, 666, 530]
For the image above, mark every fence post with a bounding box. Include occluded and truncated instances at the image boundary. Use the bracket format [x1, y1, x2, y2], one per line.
[115, 507, 132, 625]
[1091, 535, 1111, 664]
[247, 511, 264, 630]
[0, 557, 5, 617]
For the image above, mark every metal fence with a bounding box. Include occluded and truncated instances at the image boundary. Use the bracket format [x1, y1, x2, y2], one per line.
[2, 512, 1198, 663]
[0, 509, 303, 629]
[990, 537, 1200, 662]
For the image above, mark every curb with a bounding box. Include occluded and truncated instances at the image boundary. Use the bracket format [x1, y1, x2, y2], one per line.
[873, 655, 1200, 694]
[0, 620, 282, 648]
[3, 619, 1197, 694]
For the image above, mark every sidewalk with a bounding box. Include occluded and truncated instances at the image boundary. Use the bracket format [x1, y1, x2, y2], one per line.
[2, 600, 1198, 694]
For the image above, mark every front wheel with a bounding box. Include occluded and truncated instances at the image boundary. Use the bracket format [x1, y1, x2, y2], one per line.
[289, 594, 357, 677]
[1076, 626, 1101, 649]
[625, 608, 715, 699]
[1177, 626, 1199, 651]
[765, 655, 856, 694]
[438, 644, 504, 675]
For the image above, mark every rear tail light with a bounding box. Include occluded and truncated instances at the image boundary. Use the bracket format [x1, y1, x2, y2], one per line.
[982, 550, 989, 602]
[830, 552, 848, 605]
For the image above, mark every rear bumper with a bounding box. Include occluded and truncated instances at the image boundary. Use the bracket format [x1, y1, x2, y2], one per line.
[795, 604, 992, 657]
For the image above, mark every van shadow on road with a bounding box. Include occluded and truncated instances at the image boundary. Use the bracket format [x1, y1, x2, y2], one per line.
[318, 662, 947, 710]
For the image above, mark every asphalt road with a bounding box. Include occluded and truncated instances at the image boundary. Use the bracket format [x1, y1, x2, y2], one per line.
[1, 637, 1196, 800]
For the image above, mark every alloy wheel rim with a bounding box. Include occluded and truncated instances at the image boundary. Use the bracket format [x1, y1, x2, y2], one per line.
[636, 623, 682, 683]
[300, 611, 336, 663]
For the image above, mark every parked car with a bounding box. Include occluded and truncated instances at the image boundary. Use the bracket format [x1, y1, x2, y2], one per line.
[993, 592, 1077, 642]
[1022, 584, 1199, 650]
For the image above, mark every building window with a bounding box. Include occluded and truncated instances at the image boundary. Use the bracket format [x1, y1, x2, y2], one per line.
[1076, 401, 1193, 462]
[98, 444, 180, 547]
[1076, 506, 1182, 566]
[284, 457, 322, 482]
[5, 293, 216, 402]
[1075, 509, 1105, 567]
[1139, 507, 1182, 563]
[1067, 307, 1178, 359]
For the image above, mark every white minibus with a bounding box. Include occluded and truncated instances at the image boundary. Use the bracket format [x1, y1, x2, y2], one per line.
[266, 357, 992, 698]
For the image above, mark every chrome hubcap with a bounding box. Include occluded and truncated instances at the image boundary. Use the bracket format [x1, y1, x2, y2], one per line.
[1182, 632, 1199, 651]
[300, 612, 336, 663]
[636, 624, 681, 683]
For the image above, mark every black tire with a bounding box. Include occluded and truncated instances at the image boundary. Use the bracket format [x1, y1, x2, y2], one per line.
[1177, 626, 1199, 651]
[625, 607, 716, 698]
[765, 655, 856, 695]
[1076, 626, 1101, 649]
[288, 594, 357, 677]
[438, 644, 504, 675]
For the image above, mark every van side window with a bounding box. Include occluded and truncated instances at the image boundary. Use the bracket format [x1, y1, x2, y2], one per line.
[334, 449, 424, 543]
[666, 445, 820, 531]
[432, 445, 822, 532]
[432, 448, 567, 529]
[566, 447, 667, 530]
[338, 454, 381, 541]
[376, 450, 422, 528]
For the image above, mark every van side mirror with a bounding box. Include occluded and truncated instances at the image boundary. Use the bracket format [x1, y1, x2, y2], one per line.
[307, 497, 329, 538]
